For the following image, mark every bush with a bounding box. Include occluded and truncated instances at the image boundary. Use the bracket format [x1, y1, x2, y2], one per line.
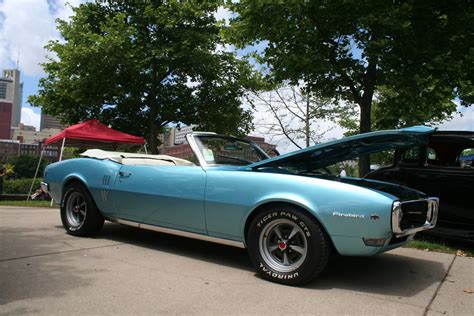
[3, 178, 42, 194]
[7, 155, 48, 179]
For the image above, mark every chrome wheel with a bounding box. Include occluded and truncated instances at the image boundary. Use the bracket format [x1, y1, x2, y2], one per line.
[259, 219, 308, 273]
[65, 191, 87, 228]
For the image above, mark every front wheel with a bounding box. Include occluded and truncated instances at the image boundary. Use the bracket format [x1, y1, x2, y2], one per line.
[247, 205, 330, 285]
[60, 182, 104, 236]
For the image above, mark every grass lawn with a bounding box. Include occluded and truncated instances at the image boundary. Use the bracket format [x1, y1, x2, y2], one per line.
[405, 234, 474, 257]
[0, 200, 58, 208]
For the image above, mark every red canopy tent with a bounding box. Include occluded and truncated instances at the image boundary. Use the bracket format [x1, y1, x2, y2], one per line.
[28, 119, 146, 201]
[45, 119, 145, 147]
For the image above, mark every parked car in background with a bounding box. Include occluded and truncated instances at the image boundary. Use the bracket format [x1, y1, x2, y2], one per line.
[366, 131, 474, 243]
[42, 127, 439, 285]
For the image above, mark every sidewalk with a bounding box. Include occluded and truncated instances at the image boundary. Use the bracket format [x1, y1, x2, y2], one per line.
[1, 206, 472, 315]
[428, 252, 473, 315]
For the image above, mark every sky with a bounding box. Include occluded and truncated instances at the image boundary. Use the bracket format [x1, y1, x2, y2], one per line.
[1, 0, 472, 152]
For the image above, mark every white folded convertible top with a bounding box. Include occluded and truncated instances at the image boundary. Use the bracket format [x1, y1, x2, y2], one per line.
[80, 149, 194, 166]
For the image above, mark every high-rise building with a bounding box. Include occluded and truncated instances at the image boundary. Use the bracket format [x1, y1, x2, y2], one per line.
[0, 101, 13, 139]
[1, 69, 23, 128]
[40, 113, 66, 130]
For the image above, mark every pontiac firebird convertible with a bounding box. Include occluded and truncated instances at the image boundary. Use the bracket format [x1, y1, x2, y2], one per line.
[42, 126, 439, 285]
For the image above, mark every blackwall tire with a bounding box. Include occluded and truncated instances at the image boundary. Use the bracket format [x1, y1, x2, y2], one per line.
[60, 182, 104, 237]
[247, 205, 329, 285]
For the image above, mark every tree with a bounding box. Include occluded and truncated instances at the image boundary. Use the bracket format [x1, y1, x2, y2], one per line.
[227, 0, 473, 175]
[29, 1, 257, 153]
[247, 85, 339, 149]
[7, 156, 48, 179]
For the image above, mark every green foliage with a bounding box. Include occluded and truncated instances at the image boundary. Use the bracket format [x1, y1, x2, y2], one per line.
[4, 178, 42, 194]
[406, 234, 474, 257]
[3, 163, 15, 180]
[7, 156, 48, 179]
[0, 200, 55, 208]
[370, 150, 395, 168]
[461, 148, 474, 156]
[30, 1, 259, 153]
[326, 162, 358, 177]
[227, 0, 472, 115]
[372, 87, 457, 129]
[227, 0, 473, 174]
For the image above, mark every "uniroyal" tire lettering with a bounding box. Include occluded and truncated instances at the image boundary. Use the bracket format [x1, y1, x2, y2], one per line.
[259, 263, 299, 280]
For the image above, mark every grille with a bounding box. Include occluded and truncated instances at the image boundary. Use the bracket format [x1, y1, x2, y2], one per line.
[400, 200, 428, 230]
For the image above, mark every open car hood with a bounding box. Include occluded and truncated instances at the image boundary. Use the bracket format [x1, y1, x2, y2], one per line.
[248, 126, 435, 170]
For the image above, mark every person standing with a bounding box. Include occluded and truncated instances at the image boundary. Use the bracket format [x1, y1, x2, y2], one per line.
[339, 165, 347, 177]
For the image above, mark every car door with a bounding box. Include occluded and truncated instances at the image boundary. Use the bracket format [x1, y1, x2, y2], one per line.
[369, 145, 474, 227]
[110, 164, 207, 234]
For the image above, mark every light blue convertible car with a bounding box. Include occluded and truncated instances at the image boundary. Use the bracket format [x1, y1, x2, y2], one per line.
[42, 126, 439, 285]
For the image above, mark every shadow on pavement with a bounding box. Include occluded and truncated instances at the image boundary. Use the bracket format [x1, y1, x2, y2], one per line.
[97, 222, 253, 272]
[98, 222, 446, 297]
[0, 220, 447, 305]
[308, 253, 446, 297]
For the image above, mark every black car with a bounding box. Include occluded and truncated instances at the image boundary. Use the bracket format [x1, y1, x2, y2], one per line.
[365, 131, 474, 243]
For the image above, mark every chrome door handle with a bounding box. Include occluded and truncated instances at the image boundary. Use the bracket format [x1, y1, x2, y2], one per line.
[119, 171, 132, 177]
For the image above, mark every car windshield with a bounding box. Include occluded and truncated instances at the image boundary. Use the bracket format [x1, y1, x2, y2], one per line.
[193, 135, 269, 166]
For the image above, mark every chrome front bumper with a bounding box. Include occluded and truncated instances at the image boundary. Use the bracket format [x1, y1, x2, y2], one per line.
[392, 197, 439, 237]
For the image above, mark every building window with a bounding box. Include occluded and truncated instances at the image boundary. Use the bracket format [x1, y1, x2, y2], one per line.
[0, 82, 7, 99]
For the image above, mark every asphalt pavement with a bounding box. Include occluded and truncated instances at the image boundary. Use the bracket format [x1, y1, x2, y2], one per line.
[1, 206, 472, 315]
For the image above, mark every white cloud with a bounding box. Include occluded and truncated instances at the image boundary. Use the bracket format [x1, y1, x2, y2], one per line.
[21, 107, 41, 130]
[0, 0, 82, 76]
[437, 106, 474, 131]
[214, 6, 234, 25]
[249, 88, 346, 154]
[252, 99, 474, 154]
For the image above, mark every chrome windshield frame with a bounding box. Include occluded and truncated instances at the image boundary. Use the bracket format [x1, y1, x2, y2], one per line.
[186, 132, 270, 168]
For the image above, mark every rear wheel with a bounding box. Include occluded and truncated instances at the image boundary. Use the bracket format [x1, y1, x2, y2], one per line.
[247, 205, 330, 285]
[61, 182, 104, 236]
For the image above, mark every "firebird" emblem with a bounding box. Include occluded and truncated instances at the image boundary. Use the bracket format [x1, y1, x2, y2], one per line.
[332, 212, 365, 219]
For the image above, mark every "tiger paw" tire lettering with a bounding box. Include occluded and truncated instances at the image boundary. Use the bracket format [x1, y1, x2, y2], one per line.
[247, 204, 329, 285]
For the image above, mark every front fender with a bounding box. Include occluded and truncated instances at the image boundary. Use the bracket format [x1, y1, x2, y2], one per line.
[241, 193, 325, 238]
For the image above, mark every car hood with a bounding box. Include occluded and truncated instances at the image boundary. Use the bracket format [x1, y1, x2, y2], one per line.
[248, 126, 435, 169]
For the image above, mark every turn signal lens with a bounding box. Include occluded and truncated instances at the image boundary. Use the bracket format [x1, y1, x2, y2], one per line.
[363, 238, 386, 247]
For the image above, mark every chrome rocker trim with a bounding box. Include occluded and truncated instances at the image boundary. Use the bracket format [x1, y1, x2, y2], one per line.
[392, 197, 439, 237]
[109, 218, 246, 249]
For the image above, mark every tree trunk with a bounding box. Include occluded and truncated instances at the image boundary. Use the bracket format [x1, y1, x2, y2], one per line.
[305, 94, 310, 147]
[358, 61, 377, 177]
[149, 101, 159, 154]
[148, 65, 163, 154]
[148, 81, 159, 154]
[358, 102, 371, 177]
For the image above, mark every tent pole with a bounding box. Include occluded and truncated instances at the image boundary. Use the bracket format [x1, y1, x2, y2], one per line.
[27, 147, 45, 201]
[50, 138, 66, 206]
[59, 138, 66, 161]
